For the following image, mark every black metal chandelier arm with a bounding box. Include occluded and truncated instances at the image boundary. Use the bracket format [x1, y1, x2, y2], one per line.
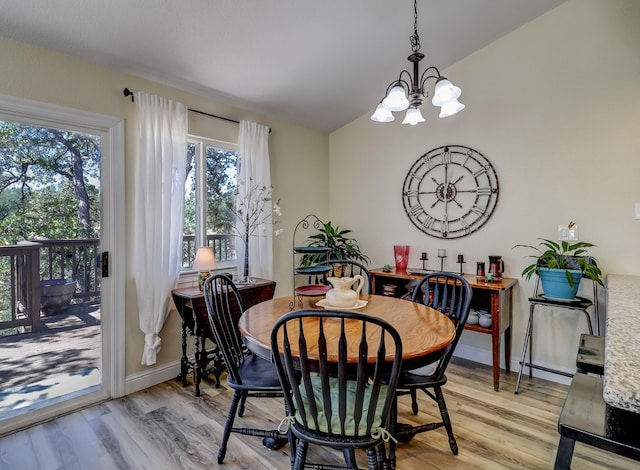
[383, 74, 412, 96]
[419, 66, 442, 90]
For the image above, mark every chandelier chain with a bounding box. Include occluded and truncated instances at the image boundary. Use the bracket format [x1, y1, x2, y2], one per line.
[410, 0, 421, 53]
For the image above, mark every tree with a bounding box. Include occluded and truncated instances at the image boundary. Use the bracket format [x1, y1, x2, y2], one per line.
[0, 120, 100, 242]
[183, 143, 237, 236]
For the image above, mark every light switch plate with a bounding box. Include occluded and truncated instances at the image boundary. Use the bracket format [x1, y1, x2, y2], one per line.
[558, 225, 569, 240]
[558, 224, 579, 241]
[635, 203, 640, 220]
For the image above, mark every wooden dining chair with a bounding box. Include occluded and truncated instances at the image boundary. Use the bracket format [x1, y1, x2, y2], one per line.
[394, 272, 472, 455]
[271, 309, 403, 470]
[203, 274, 288, 464]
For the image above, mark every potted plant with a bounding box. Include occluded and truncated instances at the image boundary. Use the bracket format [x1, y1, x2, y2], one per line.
[300, 221, 370, 272]
[515, 238, 603, 299]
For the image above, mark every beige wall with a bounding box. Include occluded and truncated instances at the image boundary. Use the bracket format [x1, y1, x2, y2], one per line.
[329, 0, 640, 377]
[0, 36, 330, 380]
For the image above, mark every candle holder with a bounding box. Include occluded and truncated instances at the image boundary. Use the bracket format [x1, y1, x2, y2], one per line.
[437, 249, 447, 272]
[420, 252, 428, 271]
[456, 254, 466, 275]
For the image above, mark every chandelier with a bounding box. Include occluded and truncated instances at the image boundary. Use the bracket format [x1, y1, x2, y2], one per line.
[371, 0, 465, 125]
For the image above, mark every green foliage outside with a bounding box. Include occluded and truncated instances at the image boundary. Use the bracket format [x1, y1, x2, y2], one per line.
[0, 121, 101, 243]
[183, 142, 237, 242]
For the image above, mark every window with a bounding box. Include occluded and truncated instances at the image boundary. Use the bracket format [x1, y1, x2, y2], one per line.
[183, 136, 238, 270]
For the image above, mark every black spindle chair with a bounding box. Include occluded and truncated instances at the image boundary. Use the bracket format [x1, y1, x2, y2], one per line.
[271, 309, 403, 470]
[203, 274, 289, 464]
[394, 272, 472, 454]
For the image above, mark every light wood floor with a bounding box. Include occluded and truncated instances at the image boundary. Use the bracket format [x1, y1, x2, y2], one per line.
[0, 358, 636, 469]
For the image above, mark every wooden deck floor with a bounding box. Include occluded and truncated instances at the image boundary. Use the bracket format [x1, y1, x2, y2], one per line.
[0, 300, 101, 415]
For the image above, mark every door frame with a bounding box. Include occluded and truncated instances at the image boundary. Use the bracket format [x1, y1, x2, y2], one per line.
[0, 93, 125, 435]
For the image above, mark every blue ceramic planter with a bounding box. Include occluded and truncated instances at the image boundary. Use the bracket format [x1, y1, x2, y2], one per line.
[539, 268, 582, 299]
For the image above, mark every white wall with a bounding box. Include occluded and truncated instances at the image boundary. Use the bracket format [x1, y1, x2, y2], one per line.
[329, 0, 640, 380]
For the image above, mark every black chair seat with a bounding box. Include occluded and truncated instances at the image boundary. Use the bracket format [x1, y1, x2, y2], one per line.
[229, 354, 283, 389]
[398, 371, 447, 388]
[529, 294, 592, 309]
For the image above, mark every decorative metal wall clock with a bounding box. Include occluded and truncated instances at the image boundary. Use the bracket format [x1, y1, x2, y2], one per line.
[402, 145, 499, 239]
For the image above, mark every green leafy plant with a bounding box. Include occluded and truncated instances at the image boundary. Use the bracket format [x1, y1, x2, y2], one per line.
[300, 221, 370, 267]
[514, 238, 603, 287]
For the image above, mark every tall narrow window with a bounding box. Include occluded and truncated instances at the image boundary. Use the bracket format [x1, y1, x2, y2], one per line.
[183, 137, 238, 270]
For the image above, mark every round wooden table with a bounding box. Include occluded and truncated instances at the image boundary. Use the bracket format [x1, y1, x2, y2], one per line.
[239, 294, 456, 370]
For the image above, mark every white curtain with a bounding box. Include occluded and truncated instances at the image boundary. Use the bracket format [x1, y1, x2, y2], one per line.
[133, 91, 188, 365]
[237, 120, 273, 280]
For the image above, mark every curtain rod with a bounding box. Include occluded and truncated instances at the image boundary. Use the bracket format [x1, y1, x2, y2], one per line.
[124, 87, 239, 124]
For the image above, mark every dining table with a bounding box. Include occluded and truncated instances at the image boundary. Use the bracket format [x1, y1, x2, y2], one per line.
[238, 293, 457, 468]
[239, 294, 457, 370]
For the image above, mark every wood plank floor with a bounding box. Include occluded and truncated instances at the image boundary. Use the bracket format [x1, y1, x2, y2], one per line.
[0, 358, 636, 469]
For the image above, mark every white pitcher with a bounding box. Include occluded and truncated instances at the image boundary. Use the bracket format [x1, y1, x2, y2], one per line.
[325, 275, 364, 308]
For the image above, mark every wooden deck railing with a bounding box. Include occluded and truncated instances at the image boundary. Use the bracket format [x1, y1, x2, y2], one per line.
[182, 234, 236, 267]
[0, 242, 43, 333]
[0, 239, 100, 334]
[1, 234, 236, 335]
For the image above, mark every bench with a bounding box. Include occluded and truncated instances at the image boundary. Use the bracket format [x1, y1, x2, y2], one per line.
[576, 333, 604, 375]
[554, 373, 640, 469]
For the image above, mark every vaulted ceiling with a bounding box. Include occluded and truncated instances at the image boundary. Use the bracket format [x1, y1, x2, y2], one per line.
[0, 0, 566, 132]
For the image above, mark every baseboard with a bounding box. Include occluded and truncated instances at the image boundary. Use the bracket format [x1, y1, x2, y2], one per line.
[453, 344, 572, 386]
[123, 346, 573, 396]
[124, 360, 181, 395]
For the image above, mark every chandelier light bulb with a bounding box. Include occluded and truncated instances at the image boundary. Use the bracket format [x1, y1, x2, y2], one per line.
[402, 106, 426, 125]
[438, 99, 465, 118]
[370, 102, 395, 122]
[432, 78, 462, 107]
[382, 85, 410, 112]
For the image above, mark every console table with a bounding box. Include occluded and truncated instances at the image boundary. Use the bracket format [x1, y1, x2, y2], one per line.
[171, 277, 276, 396]
[370, 268, 517, 391]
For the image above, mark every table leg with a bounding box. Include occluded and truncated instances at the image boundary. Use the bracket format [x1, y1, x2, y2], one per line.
[504, 324, 512, 374]
[490, 291, 501, 391]
[194, 330, 202, 397]
[492, 329, 501, 391]
[180, 319, 189, 387]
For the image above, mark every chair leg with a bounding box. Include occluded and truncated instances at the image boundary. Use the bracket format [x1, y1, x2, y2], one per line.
[410, 389, 419, 415]
[388, 398, 398, 468]
[434, 386, 458, 455]
[365, 447, 379, 469]
[294, 440, 308, 470]
[528, 305, 534, 378]
[238, 391, 248, 417]
[515, 306, 535, 394]
[343, 449, 357, 468]
[218, 389, 241, 464]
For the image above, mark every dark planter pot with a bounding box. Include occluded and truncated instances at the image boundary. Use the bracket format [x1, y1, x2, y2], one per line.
[539, 268, 582, 300]
[40, 279, 76, 316]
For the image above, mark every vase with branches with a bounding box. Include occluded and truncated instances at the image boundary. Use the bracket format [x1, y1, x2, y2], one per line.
[228, 177, 282, 282]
